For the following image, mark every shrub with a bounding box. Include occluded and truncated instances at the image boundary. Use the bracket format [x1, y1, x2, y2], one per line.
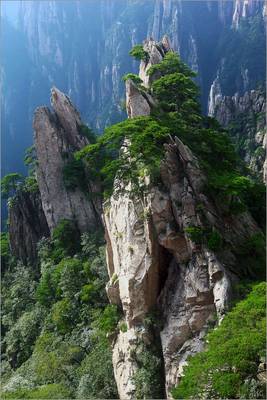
[122, 73, 143, 85]
[1, 173, 24, 199]
[76, 337, 118, 399]
[184, 226, 204, 244]
[52, 219, 81, 258]
[207, 230, 222, 251]
[172, 282, 266, 399]
[62, 158, 87, 192]
[78, 124, 97, 143]
[91, 304, 120, 335]
[51, 299, 75, 334]
[4, 307, 45, 368]
[119, 322, 127, 332]
[132, 341, 165, 399]
[1, 232, 9, 272]
[129, 44, 148, 61]
[1, 383, 72, 399]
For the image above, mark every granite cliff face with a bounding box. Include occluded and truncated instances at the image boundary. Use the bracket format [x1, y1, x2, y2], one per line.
[33, 87, 101, 234]
[8, 87, 102, 266]
[104, 38, 263, 399]
[8, 189, 49, 266]
[210, 89, 266, 179]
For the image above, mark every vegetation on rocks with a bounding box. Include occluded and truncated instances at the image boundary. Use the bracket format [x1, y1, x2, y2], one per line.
[172, 282, 266, 399]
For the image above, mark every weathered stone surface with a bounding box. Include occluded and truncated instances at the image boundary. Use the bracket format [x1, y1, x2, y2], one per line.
[104, 38, 263, 399]
[139, 36, 171, 87]
[9, 189, 49, 266]
[125, 80, 152, 118]
[209, 88, 266, 178]
[33, 87, 101, 234]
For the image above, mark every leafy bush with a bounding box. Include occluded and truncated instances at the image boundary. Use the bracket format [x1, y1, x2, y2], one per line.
[184, 226, 204, 244]
[1, 232, 10, 272]
[172, 282, 266, 399]
[1, 173, 24, 199]
[1, 383, 72, 399]
[4, 307, 45, 368]
[78, 124, 97, 143]
[132, 341, 165, 399]
[122, 73, 143, 85]
[207, 230, 222, 251]
[129, 44, 148, 61]
[52, 219, 81, 258]
[76, 336, 118, 399]
[62, 158, 87, 192]
[76, 116, 170, 198]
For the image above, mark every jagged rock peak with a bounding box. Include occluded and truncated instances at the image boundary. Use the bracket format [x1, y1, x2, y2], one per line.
[125, 36, 171, 119]
[139, 35, 172, 87]
[33, 87, 101, 234]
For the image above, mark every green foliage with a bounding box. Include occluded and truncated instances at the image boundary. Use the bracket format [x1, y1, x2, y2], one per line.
[119, 322, 128, 332]
[24, 145, 37, 171]
[122, 73, 143, 85]
[152, 72, 199, 113]
[62, 158, 88, 192]
[1, 232, 10, 271]
[1, 383, 72, 399]
[76, 336, 118, 399]
[4, 307, 45, 368]
[22, 175, 38, 193]
[91, 304, 120, 335]
[207, 230, 222, 251]
[132, 341, 165, 399]
[78, 124, 97, 143]
[129, 44, 148, 61]
[52, 219, 81, 258]
[184, 226, 204, 244]
[1, 173, 23, 199]
[51, 299, 75, 334]
[236, 233, 266, 279]
[147, 52, 196, 79]
[172, 282, 266, 399]
[76, 116, 170, 198]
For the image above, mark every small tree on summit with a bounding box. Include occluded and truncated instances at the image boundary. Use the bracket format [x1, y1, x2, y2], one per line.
[1, 173, 24, 199]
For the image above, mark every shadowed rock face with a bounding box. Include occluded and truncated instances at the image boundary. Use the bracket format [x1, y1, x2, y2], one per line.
[33, 87, 101, 234]
[209, 88, 266, 180]
[9, 189, 49, 266]
[104, 37, 262, 399]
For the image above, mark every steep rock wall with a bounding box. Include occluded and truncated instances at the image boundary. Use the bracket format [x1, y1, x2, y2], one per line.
[8, 189, 49, 266]
[210, 88, 266, 179]
[104, 38, 262, 399]
[33, 87, 101, 234]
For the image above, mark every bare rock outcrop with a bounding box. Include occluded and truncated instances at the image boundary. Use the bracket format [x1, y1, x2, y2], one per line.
[33, 87, 101, 234]
[139, 35, 171, 87]
[8, 189, 49, 266]
[104, 37, 263, 399]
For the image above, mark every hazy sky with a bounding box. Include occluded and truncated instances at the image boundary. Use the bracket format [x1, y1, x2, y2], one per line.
[1, 0, 21, 26]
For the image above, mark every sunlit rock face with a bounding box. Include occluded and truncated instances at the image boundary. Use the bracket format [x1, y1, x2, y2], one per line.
[104, 38, 262, 399]
[33, 87, 101, 234]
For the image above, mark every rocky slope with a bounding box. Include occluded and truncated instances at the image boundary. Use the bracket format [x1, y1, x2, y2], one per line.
[2, 0, 265, 184]
[103, 38, 263, 399]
